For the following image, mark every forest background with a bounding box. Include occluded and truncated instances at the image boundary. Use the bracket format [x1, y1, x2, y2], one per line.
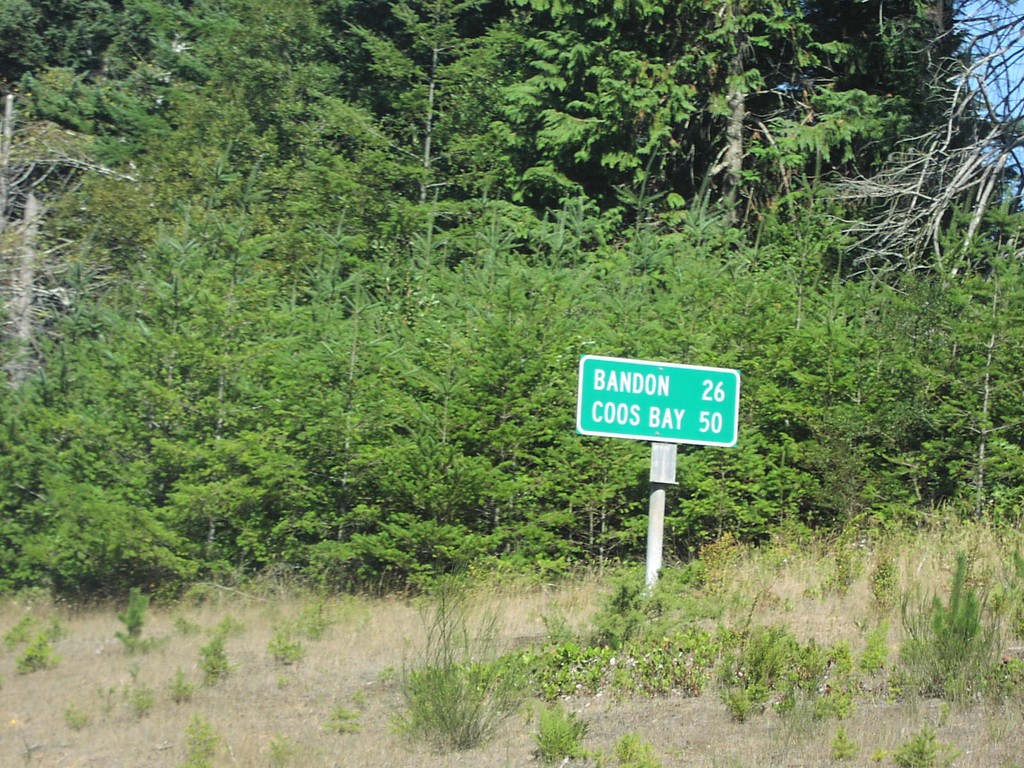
[1, 0, 1023, 598]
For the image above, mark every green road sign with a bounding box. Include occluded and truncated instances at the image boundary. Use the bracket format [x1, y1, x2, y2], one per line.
[576, 355, 741, 446]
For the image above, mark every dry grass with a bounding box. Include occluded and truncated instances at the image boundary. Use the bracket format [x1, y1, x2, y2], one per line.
[2, 520, 1024, 768]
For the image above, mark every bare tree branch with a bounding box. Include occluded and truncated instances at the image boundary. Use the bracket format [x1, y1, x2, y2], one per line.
[1, 94, 130, 386]
[836, 0, 1024, 274]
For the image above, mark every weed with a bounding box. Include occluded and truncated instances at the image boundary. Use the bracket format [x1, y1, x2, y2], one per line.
[170, 668, 196, 703]
[173, 616, 202, 636]
[268, 733, 297, 766]
[214, 616, 244, 636]
[830, 726, 859, 760]
[533, 703, 588, 764]
[16, 631, 60, 673]
[991, 549, 1024, 642]
[127, 683, 156, 718]
[900, 551, 1000, 701]
[64, 702, 91, 731]
[97, 685, 118, 715]
[521, 628, 718, 700]
[612, 732, 662, 768]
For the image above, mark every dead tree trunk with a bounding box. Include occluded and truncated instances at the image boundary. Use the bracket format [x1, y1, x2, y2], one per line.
[4, 191, 40, 387]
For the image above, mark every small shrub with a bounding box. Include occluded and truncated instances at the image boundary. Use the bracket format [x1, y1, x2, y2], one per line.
[182, 715, 220, 768]
[268, 734, 297, 767]
[16, 631, 60, 673]
[395, 576, 525, 751]
[296, 600, 333, 640]
[699, 532, 744, 595]
[830, 726, 859, 761]
[612, 732, 662, 768]
[534, 703, 588, 764]
[3, 615, 37, 650]
[858, 621, 890, 673]
[398, 659, 523, 751]
[813, 688, 855, 721]
[64, 702, 91, 731]
[719, 625, 798, 719]
[268, 628, 306, 665]
[870, 555, 900, 610]
[325, 706, 362, 734]
[127, 684, 156, 718]
[891, 725, 959, 768]
[899, 552, 1000, 701]
[824, 544, 861, 597]
[170, 668, 196, 703]
[199, 632, 231, 686]
[115, 588, 151, 653]
[174, 617, 202, 636]
[589, 572, 660, 649]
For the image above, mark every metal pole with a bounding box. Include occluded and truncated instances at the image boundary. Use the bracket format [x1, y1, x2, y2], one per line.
[646, 443, 677, 590]
[646, 482, 667, 589]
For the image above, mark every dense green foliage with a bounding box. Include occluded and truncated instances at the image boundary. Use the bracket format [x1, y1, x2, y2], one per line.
[1, 0, 1023, 596]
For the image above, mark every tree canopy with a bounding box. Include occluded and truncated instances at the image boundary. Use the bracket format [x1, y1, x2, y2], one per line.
[1, 0, 1023, 596]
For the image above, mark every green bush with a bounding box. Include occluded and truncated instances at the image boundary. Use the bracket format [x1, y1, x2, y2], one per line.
[589, 571, 661, 649]
[325, 705, 362, 734]
[520, 627, 719, 700]
[899, 552, 1000, 701]
[830, 726, 859, 760]
[718, 625, 853, 721]
[16, 631, 61, 673]
[182, 715, 221, 768]
[169, 668, 196, 703]
[127, 683, 156, 718]
[891, 725, 959, 768]
[870, 554, 900, 610]
[858, 621, 890, 673]
[612, 732, 662, 768]
[268, 628, 306, 665]
[199, 632, 231, 686]
[394, 577, 525, 751]
[534, 703, 588, 764]
[64, 702, 91, 731]
[115, 588, 151, 653]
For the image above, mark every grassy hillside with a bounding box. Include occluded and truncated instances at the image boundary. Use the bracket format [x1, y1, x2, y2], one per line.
[3, 520, 1024, 767]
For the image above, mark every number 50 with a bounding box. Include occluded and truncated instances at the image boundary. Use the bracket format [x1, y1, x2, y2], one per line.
[699, 411, 723, 434]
